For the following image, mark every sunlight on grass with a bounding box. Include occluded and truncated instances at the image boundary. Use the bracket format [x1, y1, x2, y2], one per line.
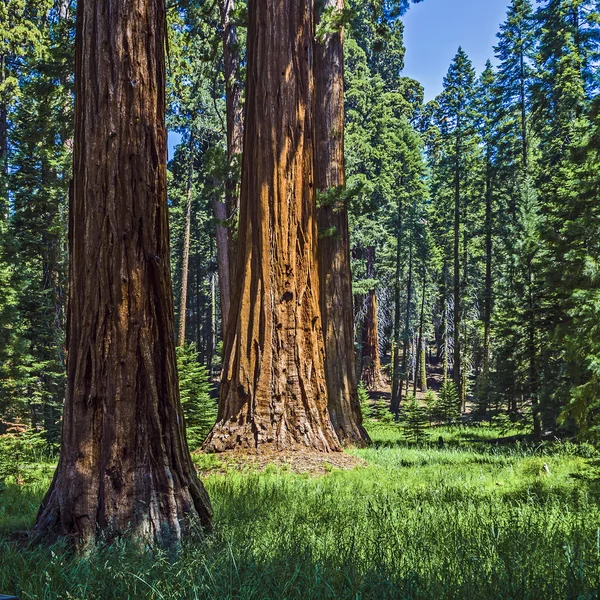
[1, 424, 600, 599]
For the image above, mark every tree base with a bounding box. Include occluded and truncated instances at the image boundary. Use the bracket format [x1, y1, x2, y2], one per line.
[204, 417, 341, 454]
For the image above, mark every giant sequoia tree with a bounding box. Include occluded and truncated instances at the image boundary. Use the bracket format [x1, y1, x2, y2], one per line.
[315, 0, 369, 447]
[34, 0, 212, 545]
[204, 0, 340, 453]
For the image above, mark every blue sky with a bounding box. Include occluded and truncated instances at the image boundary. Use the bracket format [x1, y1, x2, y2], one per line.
[402, 0, 511, 101]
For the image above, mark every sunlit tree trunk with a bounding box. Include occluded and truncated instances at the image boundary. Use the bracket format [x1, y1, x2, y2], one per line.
[204, 0, 340, 453]
[314, 0, 369, 447]
[216, 0, 244, 338]
[34, 0, 212, 546]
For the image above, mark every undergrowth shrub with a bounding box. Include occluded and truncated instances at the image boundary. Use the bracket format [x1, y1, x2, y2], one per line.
[0, 426, 49, 488]
[176, 343, 217, 450]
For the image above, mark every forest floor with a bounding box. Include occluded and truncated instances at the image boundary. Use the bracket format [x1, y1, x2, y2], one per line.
[1, 421, 600, 599]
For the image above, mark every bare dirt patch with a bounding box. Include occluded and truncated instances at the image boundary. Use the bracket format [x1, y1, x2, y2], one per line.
[193, 449, 367, 477]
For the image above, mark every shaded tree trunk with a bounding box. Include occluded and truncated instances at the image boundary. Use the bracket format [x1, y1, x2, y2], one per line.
[361, 246, 384, 391]
[0, 54, 7, 211]
[481, 153, 493, 413]
[453, 132, 462, 400]
[314, 0, 369, 447]
[34, 0, 212, 546]
[391, 190, 404, 415]
[204, 0, 340, 453]
[178, 135, 194, 348]
[414, 270, 427, 395]
[216, 0, 244, 338]
[401, 235, 414, 397]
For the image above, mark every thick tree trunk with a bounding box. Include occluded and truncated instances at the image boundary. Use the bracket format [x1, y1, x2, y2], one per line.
[34, 0, 212, 546]
[204, 0, 340, 453]
[216, 0, 244, 338]
[178, 137, 194, 348]
[314, 0, 369, 447]
[360, 246, 384, 391]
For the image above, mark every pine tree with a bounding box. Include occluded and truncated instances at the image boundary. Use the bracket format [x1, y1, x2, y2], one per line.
[432, 48, 480, 406]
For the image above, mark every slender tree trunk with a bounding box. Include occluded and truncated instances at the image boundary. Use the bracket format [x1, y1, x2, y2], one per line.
[216, 0, 244, 339]
[204, 0, 340, 453]
[453, 132, 462, 400]
[178, 135, 194, 348]
[461, 191, 469, 413]
[528, 260, 541, 439]
[34, 0, 212, 545]
[414, 270, 427, 395]
[519, 51, 528, 175]
[482, 156, 493, 414]
[361, 246, 384, 391]
[314, 0, 369, 447]
[401, 235, 414, 396]
[391, 191, 404, 414]
[0, 54, 7, 212]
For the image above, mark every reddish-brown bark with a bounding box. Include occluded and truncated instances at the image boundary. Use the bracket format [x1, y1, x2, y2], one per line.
[33, 0, 212, 546]
[216, 0, 244, 338]
[314, 0, 369, 447]
[204, 0, 340, 453]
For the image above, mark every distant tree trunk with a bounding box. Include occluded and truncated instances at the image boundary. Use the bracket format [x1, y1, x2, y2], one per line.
[204, 0, 340, 453]
[361, 246, 384, 391]
[527, 260, 541, 439]
[314, 0, 369, 447]
[414, 270, 427, 395]
[391, 191, 404, 415]
[453, 132, 462, 401]
[34, 0, 212, 546]
[401, 235, 414, 395]
[178, 135, 194, 348]
[216, 0, 244, 339]
[0, 54, 7, 209]
[519, 50, 528, 176]
[461, 191, 469, 413]
[481, 153, 493, 413]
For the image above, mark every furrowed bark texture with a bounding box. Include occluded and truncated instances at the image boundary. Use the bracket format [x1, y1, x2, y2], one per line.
[216, 0, 244, 338]
[314, 0, 369, 448]
[34, 0, 212, 546]
[204, 0, 340, 453]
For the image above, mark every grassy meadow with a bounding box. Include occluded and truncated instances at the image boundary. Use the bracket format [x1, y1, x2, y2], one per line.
[1, 423, 600, 599]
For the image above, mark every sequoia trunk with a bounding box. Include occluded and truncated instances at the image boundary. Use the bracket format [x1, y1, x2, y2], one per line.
[314, 0, 369, 447]
[34, 0, 212, 545]
[216, 0, 244, 338]
[204, 0, 340, 453]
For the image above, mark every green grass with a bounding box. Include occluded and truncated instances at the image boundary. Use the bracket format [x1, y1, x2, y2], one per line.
[2, 424, 600, 599]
